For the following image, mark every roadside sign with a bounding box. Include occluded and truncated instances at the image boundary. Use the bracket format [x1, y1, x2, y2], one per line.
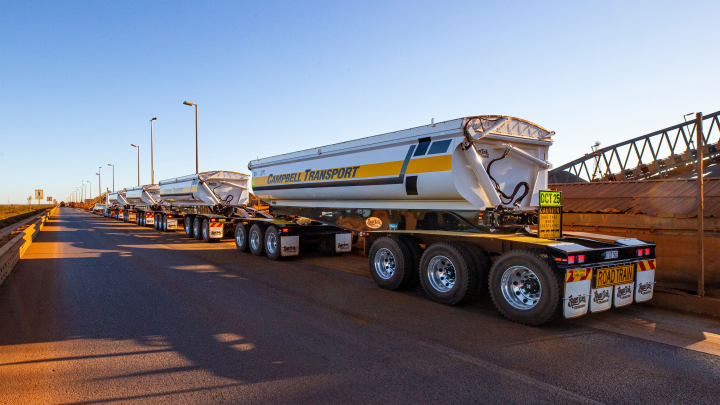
[35, 189, 43, 200]
[47, 197, 52, 202]
[538, 190, 562, 239]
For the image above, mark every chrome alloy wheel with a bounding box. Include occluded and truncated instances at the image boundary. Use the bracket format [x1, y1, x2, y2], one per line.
[250, 230, 261, 251]
[427, 255, 456, 292]
[500, 265, 542, 310]
[373, 248, 396, 280]
[266, 232, 277, 254]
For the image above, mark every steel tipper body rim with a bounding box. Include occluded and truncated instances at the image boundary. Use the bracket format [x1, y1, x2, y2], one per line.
[235, 223, 250, 252]
[250, 230, 261, 251]
[266, 232, 277, 255]
[185, 216, 193, 237]
[367, 237, 414, 290]
[264, 225, 282, 260]
[193, 218, 202, 240]
[419, 243, 477, 305]
[500, 266, 541, 310]
[249, 224, 266, 256]
[373, 248, 396, 280]
[488, 249, 562, 326]
[426, 255, 456, 292]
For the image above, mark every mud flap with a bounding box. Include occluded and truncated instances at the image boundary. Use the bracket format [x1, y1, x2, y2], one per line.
[613, 283, 634, 307]
[166, 218, 178, 230]
[635, 260, 656, 303]
[209, 223, 223, 239]
[590, 286, 612, 313]
[335, 233, 352, 253]
[145, 213, 154, 225]
[563, 269, 592, 319]
[128, 212, 136, 221]
[119, 210, 124, 220]
[281, 235, 299, 256]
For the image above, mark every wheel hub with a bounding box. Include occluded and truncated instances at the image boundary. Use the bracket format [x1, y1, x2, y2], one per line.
[373, 248, 396, 280]
[427, 255, 456, 293]
[500, 266, 542, 310]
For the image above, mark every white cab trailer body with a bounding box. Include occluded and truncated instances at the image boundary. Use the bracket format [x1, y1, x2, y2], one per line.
[125, 184, 161, 226]
[156, 171, 250, 239]
[247, 115, 656, 326]
[249, 116, 553, 211]
[159, 171, 250, 207]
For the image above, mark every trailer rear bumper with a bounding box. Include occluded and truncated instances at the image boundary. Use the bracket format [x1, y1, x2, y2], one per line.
[563, 259, 656, 319]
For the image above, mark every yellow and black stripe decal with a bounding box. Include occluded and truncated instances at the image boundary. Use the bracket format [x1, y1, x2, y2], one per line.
[253, 139, 453, 191]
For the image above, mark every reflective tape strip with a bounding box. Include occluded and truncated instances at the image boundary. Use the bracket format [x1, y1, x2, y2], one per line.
[638, 260, 656, 272]
[566, 269, 592, 283]
[209, 223, 223, 227]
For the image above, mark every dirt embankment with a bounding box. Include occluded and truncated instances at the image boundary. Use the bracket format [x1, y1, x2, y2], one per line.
[0, 205, 54, 229]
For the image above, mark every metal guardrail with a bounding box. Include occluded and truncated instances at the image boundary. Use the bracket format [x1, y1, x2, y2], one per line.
[549, 111, 720, 182]
[0, 206, 57, 288]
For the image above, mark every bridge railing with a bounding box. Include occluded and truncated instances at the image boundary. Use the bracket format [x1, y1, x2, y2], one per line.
[549, 111, 720, 183]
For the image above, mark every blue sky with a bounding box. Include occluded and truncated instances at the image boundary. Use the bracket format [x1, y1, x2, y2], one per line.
[1, 0, 718, 203]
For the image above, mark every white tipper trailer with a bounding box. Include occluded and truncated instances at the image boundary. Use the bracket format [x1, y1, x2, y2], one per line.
[248, 115, 657, 325]
[124, 184, 162, 227]
[104, 191, 128, 220]
[156, 171, 353, 256]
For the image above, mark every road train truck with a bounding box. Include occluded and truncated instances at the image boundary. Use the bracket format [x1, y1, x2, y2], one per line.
[123, 184, 162, 227]
[248, 115, 657, 325]
[156, 171, 352, 256]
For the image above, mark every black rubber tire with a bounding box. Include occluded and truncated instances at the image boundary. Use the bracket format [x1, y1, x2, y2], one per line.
[161, 215, 167, 232]
[193, 217, 202, 240]
[317, 235, 339, 256]
[488, 249, 562, 326]
[184, 216, 194, 238]
[419, 242, 477, 306]
[456, 242, 491, 303]
[154, 214, 160, 230]
[399, 237, 423, 287]
[234, 223, 250, 252]
[264, 225, 282, 260]
[249, 224, 266, 256]
[368, 236, 415, 291]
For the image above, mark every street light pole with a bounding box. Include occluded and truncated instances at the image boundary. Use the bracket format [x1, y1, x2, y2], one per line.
[87, 180, 91, 200]
[108, 164, 115, 192]
[131, 144, 140, 186]
[183, 101, 199, 173]
[150, 118, 157, 184]
[98, 167, 102, 198]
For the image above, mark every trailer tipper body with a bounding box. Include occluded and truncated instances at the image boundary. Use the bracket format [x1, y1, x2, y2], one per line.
[124, 184, 161, 226]
[248, 115, 656, 325]
[154, 172, 352, 255]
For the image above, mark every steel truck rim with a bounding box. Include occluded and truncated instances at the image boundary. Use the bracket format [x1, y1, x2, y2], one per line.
[266, 232, 277, 254]
[250, 230, 261, 251]
[427, 255, 456, 292]
[202, 223, 208, 239]
[373, 248, 396, 280]
[500, 265, 542, 310]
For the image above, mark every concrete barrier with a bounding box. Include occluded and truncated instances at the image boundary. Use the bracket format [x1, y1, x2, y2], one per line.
[0, 206, 58, 288]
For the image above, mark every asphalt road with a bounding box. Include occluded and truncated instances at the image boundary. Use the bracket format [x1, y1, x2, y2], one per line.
[1, 208, 719, 404]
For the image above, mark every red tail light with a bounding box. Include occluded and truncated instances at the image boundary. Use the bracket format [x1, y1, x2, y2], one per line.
[211, 218, 216, 222]
[282, 228, 289, 233]
[637, 249, 644, 256]
[567, 255, 576, 264]
[644, 248, 651, 255]
[577, 254, 585, 263]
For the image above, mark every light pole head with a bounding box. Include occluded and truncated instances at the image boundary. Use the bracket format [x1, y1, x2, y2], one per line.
[151, 117, 157, 121]
[96, 173, 99, 175]
[183, 101, 195, 106]
[108, 163, 113, 167]
[131, 144, 138, 147]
